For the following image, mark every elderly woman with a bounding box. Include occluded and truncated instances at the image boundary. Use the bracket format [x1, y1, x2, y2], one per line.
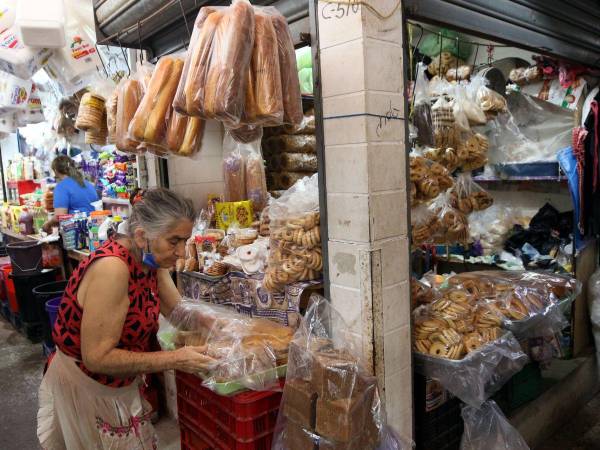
[38, 188, 213, 449]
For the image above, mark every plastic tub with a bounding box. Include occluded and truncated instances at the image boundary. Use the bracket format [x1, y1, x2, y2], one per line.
[34, 280, 67, 345]
[7, 241, 43, 275]
[45, 296, 61, 332]
[10, 268, 57, 324]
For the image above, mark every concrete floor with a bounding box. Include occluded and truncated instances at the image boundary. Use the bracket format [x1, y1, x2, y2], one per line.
[0, 315, 179, 450]
[536, 393, 600, 450]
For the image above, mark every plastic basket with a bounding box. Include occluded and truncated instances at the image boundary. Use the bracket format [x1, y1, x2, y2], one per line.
[179, 416, 274, 450]
[175, 371, 282, 449]
[6, 241, 42, 275]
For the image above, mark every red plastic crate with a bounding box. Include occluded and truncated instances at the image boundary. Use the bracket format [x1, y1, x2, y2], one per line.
[179, 416, 274, 450]
[175, 371, 283, 419]
[175, 371, 282, 449]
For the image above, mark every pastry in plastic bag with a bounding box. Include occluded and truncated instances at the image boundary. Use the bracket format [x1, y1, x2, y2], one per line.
[428, 193, 469, 243]
[273, 296, 412, 450]
[449, 174, 493, 214]
[457, 132, 488, 171]
[431, 95, 459, 148]
[129, 55, 184, 147]
[411, 204, 440, 245]
[445, 65, 472, 82]
[223, 150, 246, 202]
[159, 300, 294, 391]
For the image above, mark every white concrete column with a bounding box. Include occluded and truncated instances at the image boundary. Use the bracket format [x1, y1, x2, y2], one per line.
[318, 0, 413, 439]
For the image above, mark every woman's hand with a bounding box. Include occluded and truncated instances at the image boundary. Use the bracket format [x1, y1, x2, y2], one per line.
[174, 345, 217, 373]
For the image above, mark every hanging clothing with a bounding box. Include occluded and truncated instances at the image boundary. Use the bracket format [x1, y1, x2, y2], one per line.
[38, 349, 157, 450]
[582, 93, 600, 235]
[52, 239, 160, 388]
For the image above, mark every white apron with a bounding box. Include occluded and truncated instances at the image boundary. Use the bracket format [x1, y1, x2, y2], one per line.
[37, 350, 158, 450]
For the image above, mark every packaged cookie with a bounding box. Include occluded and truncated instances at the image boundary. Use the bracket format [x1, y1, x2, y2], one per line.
[410, 154, 454, 202]
[429, 193, 469, 244]
[264, 174, 322, 292]
[449, 174, 493, 214]
[431, 95, 459, 149]
[411, 204, 440, 245]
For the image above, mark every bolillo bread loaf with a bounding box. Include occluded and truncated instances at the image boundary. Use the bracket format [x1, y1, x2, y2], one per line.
[116, 79, 143, 153]
[165, 111, 205, 157]
[271, 13, 303, 126]
[203, 1, 255, 125]
[245, 11, 283, 125]
[180, 8, 221, 116]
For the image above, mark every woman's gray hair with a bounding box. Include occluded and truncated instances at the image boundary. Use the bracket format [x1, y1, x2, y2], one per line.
[127, 188, 196, 238]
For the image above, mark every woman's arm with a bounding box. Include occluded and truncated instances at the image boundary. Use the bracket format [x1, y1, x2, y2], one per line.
[42, 207, 67, 233]
[79, 258, 214, 377]
[157, 268, 181, 318]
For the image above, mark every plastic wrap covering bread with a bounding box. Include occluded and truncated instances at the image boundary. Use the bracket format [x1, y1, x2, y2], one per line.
[84, 110, 108, 145]
[75, 93, 105, 132]
[223, 131, 247, 202]
[283, 111, 315, 135]
[428, 193, 469, 244]
[272, 295, 413, 450]
[244, 136, 268, 213]
[115, 78, 144, 154]
[264, 134, 316, 155]
[413, 301, 528, 408]
[242, 9, 283, 126]
[448, 174, 493, 214]
[409, 153, 453, 204]
[106, 90, 118, 144]
[445, 271, 580, 339]
[411, 203, 440, 245]
[173, 2, 301, 128]
[228, 124, 263, 143]
[158, 300, 294, 391]
[166, 112, 205, 157]
[461, 401, 529, 450]
[129, 55, 184, 147]
[264, 174, 321, 292]
[275, 153, 318, 172]
[271, 11, 302, 126]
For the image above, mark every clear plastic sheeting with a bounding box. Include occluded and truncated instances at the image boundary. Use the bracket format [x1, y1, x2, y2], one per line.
[460, 401, 530, 450]
[413, 331, 528, 408]
[157, 300, 294, 392]
[588, 268, 600, 372]
[272, 295, 413, 450]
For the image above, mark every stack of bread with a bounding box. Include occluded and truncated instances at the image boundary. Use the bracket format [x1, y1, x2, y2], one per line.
[173, 1, 302, 131]
[281, 338, 382, 450]
[263, 109, 317, 193]
[170, 302, 294, 388]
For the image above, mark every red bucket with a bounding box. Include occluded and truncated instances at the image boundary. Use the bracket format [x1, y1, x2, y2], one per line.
[2, 264, 18, 313]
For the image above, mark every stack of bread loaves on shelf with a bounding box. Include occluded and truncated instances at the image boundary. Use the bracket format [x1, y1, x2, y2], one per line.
[263, 108, 317, 195]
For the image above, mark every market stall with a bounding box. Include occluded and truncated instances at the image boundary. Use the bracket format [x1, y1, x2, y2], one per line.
[406, 19, 600, 449]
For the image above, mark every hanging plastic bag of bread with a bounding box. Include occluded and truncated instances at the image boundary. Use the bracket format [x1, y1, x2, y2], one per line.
[410, 153, 453, 202]
[264, 173, 321, 292]
[165, 111, 205, 157]
[106, 89, 118, 144]
[272, 295, 413, 450]
[455, 83, 486, 126]
[428, 192, 469, 244]
[228, 123, 263, 143]
[461, 401, 529, 450]
[449, 173, 493, 214]
[172, 6, 219, 116]
[411, 203, 440, 245]
[270, 7, 302, 126]
[456, 131, 489, 170]
[115, 68, 148, 154]
[157, 299, 294, 391]
[412, 301, 528, 408]
[413, 62, 435, 147]
[223, 130, 247, 202]
[431, 95, 459, 149]
[177, 0, 255, 124]
[241, 7, 283, 127]
[129, 54, 185, 148]
[244, 130, 269, 213]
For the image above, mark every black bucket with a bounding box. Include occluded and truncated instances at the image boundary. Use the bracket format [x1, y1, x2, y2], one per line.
[33, 280, 68, 347]
[6, 241, 43, 275]
[10, 269, 57, 332]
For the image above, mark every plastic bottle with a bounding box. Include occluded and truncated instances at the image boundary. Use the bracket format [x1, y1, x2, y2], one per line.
[24, 157, 34, 180]
[18, 207, 33, 235]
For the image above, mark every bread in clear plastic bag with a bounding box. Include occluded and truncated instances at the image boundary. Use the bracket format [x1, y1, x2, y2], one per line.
[410, 154, 453, 202]
[271, 11, 303, 126]
[243, 130, 268, 212]
[273, 295, 412, 450]
[228, 123, 263, 143]
[266, 134, 316, 154]
[165, 112, 205, 157]
[284, 111, 315, 135]
[129, 55, 184, 147]
[158, 300, 294, 391]
[460, 401, 530, 450]
[202, 0, 255, 125]
[173, 6, 219, 117]
[75, 92, 105, 132]
[411, 277, 438, 308]
[242, 8, 283, 126]
[411, 203, 440, 245]
[454, 83, 486, 126]
[428, 192, 469, 243]
[115, 77, 144, 154]
[476, 85, 507, 115]
[431, 95, 459, 149]
[456, 132, 488, 170]
[449, 174, 493, 214]
[106, 89, 118, 144]
[446, 65, 472, 82]
[264, 174, 321, 292]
